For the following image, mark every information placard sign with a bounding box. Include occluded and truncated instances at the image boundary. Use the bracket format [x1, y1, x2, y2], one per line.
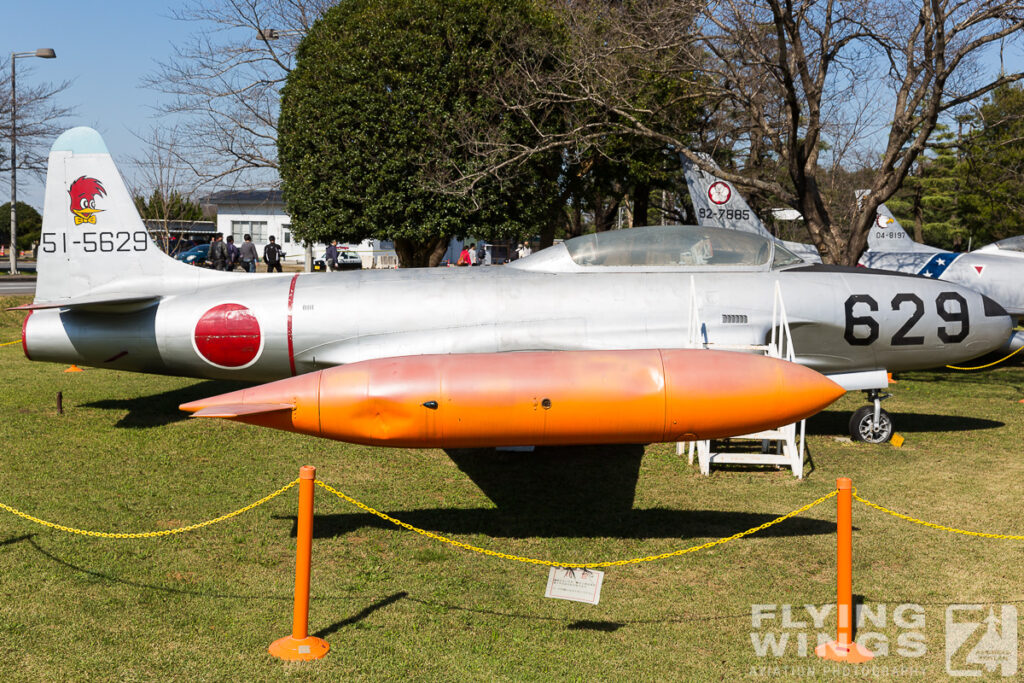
[544, 567, 604, 605]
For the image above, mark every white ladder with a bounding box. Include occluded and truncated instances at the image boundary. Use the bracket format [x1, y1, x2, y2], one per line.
[677, 280, 808, 478]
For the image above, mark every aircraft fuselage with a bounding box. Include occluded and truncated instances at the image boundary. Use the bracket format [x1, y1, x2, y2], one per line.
[23, 264, 1010, 382]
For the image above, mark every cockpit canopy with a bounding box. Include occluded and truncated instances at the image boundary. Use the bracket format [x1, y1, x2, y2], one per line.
[512, 225, 804, 273]
[990, 235, 1024, 253]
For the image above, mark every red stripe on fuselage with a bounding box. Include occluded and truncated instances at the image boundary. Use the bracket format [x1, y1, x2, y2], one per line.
[21, 310, 32, 360]
[287, 274, 299, 376]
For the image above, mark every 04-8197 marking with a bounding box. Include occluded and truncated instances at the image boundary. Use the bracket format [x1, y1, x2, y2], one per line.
[40, 231, 149, 254]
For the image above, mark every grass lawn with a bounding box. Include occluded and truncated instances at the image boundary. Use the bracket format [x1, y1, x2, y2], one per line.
[1, 294, 1022, 681]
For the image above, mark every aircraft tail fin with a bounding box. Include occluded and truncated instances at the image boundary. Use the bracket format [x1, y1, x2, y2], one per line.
[860, 192, 933, 252]
[34, 127, 232, 304]
[680, 153, 771, 237]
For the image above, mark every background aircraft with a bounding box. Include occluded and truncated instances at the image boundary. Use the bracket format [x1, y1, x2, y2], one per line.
[681, 156, 1024, 352]
[17, 128, 1013, 443]
[681, 154, 821, 262]
[974, 235, 1024, 259]
[868, 203, 1024, 259]
[860, 205, 1024, 351]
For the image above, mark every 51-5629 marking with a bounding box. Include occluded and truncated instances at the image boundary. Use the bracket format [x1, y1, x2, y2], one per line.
[41, 231, 149, 254]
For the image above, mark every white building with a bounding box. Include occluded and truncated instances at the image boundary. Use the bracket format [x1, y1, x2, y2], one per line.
[204, 190, 397, 268]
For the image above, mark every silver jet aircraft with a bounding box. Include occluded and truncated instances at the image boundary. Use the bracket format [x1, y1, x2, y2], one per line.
[870, 203, 1024, 261]
[682, 156, 1024, 351]
[16, 128, 1013, 443]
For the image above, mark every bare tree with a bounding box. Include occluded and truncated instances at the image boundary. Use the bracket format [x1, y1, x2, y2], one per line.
[451, 0, 1024, 265]
[0, 69, 73, 177]
[143, 0, 334, 189]
[128, 127, 206, 253]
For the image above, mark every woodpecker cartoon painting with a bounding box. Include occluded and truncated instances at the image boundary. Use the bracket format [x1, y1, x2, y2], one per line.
[69, 176, 106, 225]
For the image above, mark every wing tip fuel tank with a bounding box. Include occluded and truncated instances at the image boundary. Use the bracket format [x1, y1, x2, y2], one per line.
[180, 349, 844, 448]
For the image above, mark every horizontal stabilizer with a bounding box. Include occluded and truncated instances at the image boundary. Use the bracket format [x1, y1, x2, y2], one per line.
[9, 295, 161, 312]
[185, 403, 295, 419]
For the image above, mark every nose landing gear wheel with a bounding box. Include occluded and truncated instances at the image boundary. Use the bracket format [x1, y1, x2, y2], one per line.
[849, 405, 893, 443]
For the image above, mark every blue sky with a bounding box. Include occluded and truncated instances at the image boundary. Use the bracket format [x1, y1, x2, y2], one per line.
[3, 2, 1020, 215]
[3, 2, 197, 210]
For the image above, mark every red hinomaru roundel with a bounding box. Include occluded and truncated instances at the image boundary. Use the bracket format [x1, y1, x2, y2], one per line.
[69, 176, 107, 225]
[193, 304, 262, 368]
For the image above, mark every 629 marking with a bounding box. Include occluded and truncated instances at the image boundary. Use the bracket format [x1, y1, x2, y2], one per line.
[844, 292, 969, 346]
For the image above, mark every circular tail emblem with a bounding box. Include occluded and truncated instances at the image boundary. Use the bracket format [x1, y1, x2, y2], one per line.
[708, 181, 731, 205]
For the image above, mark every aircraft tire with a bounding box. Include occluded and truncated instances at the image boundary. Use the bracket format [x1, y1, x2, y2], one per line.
[849, 406, 893, 444]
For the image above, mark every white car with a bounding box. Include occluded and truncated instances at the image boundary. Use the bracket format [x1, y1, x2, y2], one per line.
[315, 249, 363, 271]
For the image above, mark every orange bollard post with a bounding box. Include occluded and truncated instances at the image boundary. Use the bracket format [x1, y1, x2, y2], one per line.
[816, 477, 873, 663]
[269, 465, 329, 661]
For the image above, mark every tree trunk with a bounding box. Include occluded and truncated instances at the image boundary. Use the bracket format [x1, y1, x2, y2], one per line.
[632, 184, 649, 227]
[394, 235, 450, 268]
[563, 203, 584, 239]
[913, 191, 924, 244]
[795, 176, 844, 264]
[538, 213, 559, 250]
[593, 195, 619, 232]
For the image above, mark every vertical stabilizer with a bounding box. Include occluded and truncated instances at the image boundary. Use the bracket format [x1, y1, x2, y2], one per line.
[681, 154, 771, 237]
[34, 127, 232, 304]
[863, 196, 938, 253]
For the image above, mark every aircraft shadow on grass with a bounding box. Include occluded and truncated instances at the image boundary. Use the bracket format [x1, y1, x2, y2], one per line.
[807, 410, 1003, 435]
[278, 444, 837, 540]
[82, 380, 251, 428]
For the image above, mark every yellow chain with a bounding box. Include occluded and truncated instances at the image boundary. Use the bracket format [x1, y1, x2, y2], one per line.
[946, 344, 1024, 370]
[854, 493, 1024, 540]
[0, 340, 22, 347]
[0, 479, 298, 538]
[315, 480, 839, 568]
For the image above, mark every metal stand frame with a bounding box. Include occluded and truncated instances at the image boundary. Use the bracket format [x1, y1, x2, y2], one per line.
[677, 280, 807, 478]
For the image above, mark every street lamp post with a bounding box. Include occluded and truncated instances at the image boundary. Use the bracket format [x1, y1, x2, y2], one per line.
[9, 48, 56, 275]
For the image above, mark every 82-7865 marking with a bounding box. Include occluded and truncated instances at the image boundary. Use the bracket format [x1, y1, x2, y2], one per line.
[41, 231, 149, 254]
[697, 207, 751, 221]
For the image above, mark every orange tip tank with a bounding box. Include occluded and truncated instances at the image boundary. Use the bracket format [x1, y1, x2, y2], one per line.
[180, 349, 845, 448]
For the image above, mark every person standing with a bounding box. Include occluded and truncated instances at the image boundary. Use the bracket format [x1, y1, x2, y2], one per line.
[225, 235, 241, 271]
[239, 234, 258, 273]
[325, 239, 339, 271]
[264, 235, 284, 273]
[517, 241, 532, 259]
[209, 233, 228, 270]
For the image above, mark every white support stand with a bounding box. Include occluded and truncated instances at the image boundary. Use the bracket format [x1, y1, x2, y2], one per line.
[677, 281, 808, 478]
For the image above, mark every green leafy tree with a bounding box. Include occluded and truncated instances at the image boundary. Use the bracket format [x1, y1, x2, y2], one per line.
[888, 126, 966, 250]
[278, 0, 565, 267]
[958, 84, 1024, 246]
[0, 202, 42, 251]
